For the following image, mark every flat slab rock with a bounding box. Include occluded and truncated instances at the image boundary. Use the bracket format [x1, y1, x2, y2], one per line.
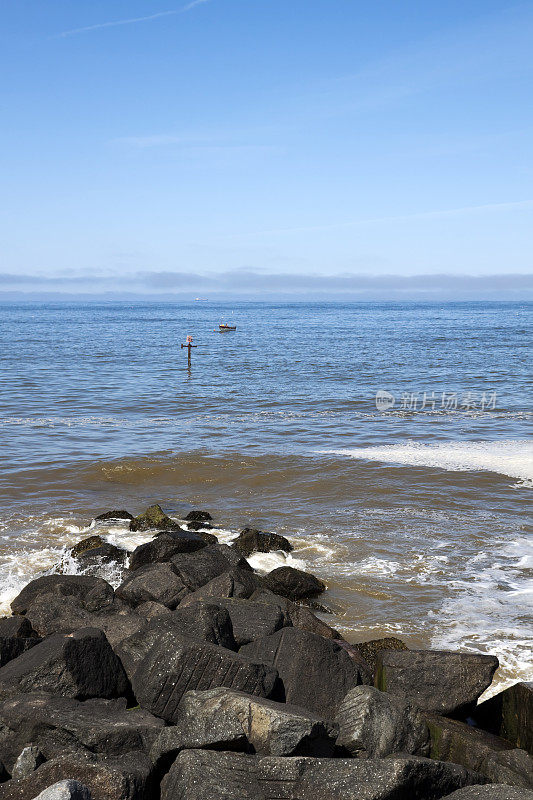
[161, 749, 483, 800]
[0, 752, 151, 800]
[0, 692, 164, 772]
[129, 633, 279, 723]
[375, 649, 499, 717]
[150, 687, 338, 765]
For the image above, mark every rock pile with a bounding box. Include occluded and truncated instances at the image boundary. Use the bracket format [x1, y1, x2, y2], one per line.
[0, 505, 530, 800]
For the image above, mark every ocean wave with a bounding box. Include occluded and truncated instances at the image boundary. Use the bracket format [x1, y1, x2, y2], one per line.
[319, 440, 533, 486]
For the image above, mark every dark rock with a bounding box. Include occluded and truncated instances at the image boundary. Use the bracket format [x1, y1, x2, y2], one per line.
[474, 683, 533, 756]
[351, 636, 409, 675]
[95, 510, 133, 522]
[192, 597, 290, 647]
[129, 633, 278, 723]
[128, 531, 206, 571]
[442, 787, 533, 800]
[263, 566, 326, 601]
[0, 637, 41, 669]
[333, 641, 373, 684]
[69, 537, 127, 571]
[335, 685, 430, 757]
[129, 504, 181, 532]
[0, 629, 129, 702]
[0, 762, 6, 783]
[0, 751, 152, 800]
[248, 589, 341, 640]
[233, 529, 293, 558]
[240, 627, 363, 720]
[0, 619, 37, 639]
[115, 563, 187, 609]
[0, 693, 164, 772]
[195, 530, 218, 544]
[375, 649, 499, 717]
[185, 511, 213, 522]
[116, 606, 237, 681]
[11, 745, 45, 780]
[160, 749, 482, 800]
[186, 521, 214, 532]
[151, 687, 337, 767]
[179, 569, 263, 605]
[134, 601, 171, 620]
[170, 545, 251, 594]
[11, 576, 115, 616]
[23, 594, 142, 646]
[32, 782, 92, 800]
[426, 713, 533, 789]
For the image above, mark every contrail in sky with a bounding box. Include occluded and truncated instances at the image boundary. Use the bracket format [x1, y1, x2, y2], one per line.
[55, 0, 210, 38]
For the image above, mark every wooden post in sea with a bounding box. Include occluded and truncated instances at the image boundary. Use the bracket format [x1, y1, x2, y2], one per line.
[181, 335, 197, 368]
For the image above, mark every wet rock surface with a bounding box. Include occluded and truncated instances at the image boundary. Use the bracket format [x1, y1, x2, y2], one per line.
[0, 505, 523, 799]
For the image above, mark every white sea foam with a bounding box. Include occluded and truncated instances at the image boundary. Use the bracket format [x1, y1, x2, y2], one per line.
[319, 440, 533, 486]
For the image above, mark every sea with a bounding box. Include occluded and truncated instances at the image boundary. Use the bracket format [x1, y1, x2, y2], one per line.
[0, 300, 531, 697]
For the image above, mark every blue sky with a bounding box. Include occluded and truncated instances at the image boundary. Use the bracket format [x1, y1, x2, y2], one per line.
[1, 0, 532, 297]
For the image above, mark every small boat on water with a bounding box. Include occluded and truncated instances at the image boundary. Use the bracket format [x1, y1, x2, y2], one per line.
[219, 323, 236, 331]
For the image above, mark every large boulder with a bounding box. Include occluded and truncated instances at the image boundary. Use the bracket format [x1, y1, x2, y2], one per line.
[11, 576, 115, 616]
[0, 629, 129, 702]
[233, 529, 293, 558]
[0, 752, 152, 800]
[115, 563, 188, 609]
[23, 594, 143, 646]
[129, 504, 182, 532]
[474, 683, 533, 756]
[160, 749, 482, 800]
[426, 713, 533, 789]
[0, 637, 41, 669]
[169, 545, 251, 593]
[442, 788, 533, 800]
[129, 633, 278, 723]
[150, 687, 337, 767]
[375, 649, 499, 717]
[263, 567, 325, 601]
[335, 685, 430, 757]
[179, 569, 263, 605]
[0, 693, 164, 773]
[193, 597, 290, 647]
[240, 627, 363, 719]
[116, 606, 237, 681]
[128, 531, 206, 571]
[31, 782, 92, 800]
[248, 589, 341, 641]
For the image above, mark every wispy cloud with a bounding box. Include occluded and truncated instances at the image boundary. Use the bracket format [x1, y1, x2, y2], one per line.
[54, 0, 210, 38]
[236, 201, 532, 239]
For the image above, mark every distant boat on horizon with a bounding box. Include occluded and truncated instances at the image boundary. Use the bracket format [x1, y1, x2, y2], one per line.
[195, 297, 208, 301]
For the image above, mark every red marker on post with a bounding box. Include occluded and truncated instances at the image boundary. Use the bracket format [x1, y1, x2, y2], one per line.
[181, 335, 197, 368]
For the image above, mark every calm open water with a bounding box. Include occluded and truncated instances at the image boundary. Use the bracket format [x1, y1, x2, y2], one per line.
[0, 301, 531, 695]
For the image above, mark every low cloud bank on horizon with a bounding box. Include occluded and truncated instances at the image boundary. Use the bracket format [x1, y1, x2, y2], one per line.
[0, 271, 531, 300]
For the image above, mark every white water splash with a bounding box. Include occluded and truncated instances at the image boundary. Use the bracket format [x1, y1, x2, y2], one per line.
[319, 440, 533, 486]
